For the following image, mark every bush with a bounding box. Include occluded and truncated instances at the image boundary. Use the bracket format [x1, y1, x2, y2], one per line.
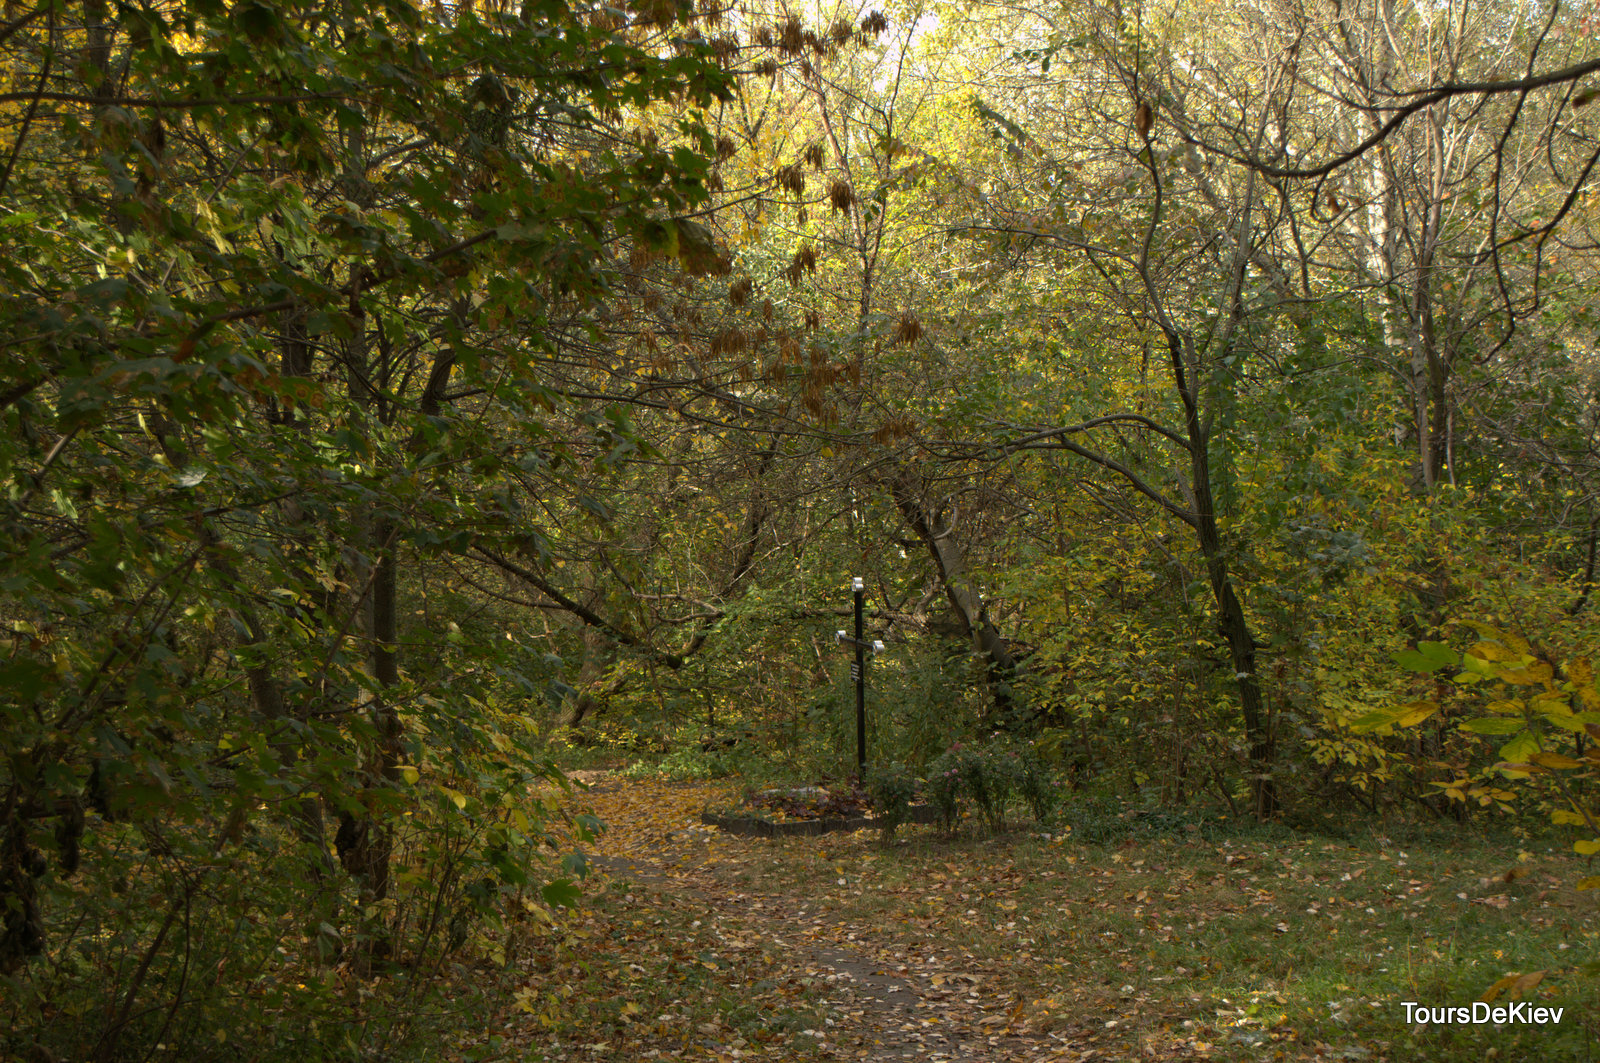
[865, 763, 917, 842]
[926, 739, 1065, 834]
[874, 649, 986, 772]
[619, 745, 739, 781]
[1017, 744, 1066, 826]
[969, 746, 1021, 832]
[797, 648, 985, 781]
[925, 752, 966, 833]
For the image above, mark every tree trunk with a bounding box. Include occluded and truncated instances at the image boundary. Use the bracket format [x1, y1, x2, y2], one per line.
[1168, 328, 1277, 818]
[888, 468, 1018, 716]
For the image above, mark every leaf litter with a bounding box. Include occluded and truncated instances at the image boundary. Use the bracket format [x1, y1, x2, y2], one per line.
[526, 776, 1130, 1061]
[449, 774, 1598, 1062]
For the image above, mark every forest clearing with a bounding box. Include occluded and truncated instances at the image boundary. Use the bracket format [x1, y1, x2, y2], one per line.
[5, 0, 1600, 1057]
[510, 776, 1600, 1063]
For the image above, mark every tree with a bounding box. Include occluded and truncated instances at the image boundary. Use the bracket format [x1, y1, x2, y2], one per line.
[1178, 0, 1600, 491]
[0, 0, 732, 1053]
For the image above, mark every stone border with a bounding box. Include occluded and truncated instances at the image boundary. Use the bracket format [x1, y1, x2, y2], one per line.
[700, 805, 941, 837]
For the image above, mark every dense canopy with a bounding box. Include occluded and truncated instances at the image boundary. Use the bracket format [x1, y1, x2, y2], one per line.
[3, 0, 1600, 1058]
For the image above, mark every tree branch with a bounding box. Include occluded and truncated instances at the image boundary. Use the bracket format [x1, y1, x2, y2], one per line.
[472, 548, 686, 669]
[1187, 55, 1600, 179]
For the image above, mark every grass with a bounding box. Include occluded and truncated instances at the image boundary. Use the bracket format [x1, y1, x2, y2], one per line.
[699, 797, 1600, 1061]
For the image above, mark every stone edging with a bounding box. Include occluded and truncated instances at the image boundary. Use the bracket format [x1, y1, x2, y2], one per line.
[700, 805, 941, 837]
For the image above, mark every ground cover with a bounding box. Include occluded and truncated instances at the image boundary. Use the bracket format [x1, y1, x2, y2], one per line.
[455, 773, 1600, 1061]
[710, 812, 1600, 1062]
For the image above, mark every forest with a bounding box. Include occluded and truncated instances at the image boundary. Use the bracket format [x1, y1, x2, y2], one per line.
[3, 0, 1600, 1058]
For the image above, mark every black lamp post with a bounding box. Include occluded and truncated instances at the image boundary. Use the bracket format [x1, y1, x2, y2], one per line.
[835, 576, 884, 779]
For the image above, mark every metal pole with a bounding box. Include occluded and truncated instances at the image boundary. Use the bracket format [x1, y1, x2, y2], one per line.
[853, 576, 865, 778]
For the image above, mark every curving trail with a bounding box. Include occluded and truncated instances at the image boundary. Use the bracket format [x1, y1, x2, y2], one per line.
[561, 773, 1089, 1063]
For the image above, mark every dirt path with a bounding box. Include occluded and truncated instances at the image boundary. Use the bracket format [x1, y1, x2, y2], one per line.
[568, 775, 1084, 1062]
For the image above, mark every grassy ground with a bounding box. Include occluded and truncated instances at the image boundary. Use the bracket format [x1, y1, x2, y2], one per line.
[524, 771, 1600, 1062]
[737, 808, 1600, 1060]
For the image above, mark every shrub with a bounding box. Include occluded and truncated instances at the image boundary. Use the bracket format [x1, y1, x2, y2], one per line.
[925, 739, 1065, 834]
[620, 745, 737, 781]
[977, 747, 1026, 831]
[874, 649, 985, 772]
[866, 763, 917, 842]
[1017, 744, 1065, 826]
[925, 750, 966, 834]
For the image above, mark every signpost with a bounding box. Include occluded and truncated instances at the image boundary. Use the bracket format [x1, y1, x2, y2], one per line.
[835, 576, 884, 779]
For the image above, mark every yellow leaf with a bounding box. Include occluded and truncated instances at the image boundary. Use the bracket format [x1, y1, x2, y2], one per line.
[1496, 762, 1542, 776]
[1574, 838, 1600, 856]
[1396, 701, 1438, 727]
[1479, 974, 1518, 1004]
[1511, 970, 1546, 997]
[443, 787, 467, 810]
[1530, 751, 1583, 770]
[1502, 661, 1554, 686]
[399, 765, 419, 784]
[1534, 687, 1572, 707]
[1576, 877, 1600, 890]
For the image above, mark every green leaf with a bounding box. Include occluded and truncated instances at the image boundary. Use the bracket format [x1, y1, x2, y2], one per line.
[1498, 731, 1539, 763]
[1349, 708, 1401, 732]
[0, 658, 55, 702]
[541, 878, 582, 908]
[1459, 717, 1526, 735]
[673, 218, 721, 275]
[1544, 710, 1589, 733]
[1393, 641, 1457, 672]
